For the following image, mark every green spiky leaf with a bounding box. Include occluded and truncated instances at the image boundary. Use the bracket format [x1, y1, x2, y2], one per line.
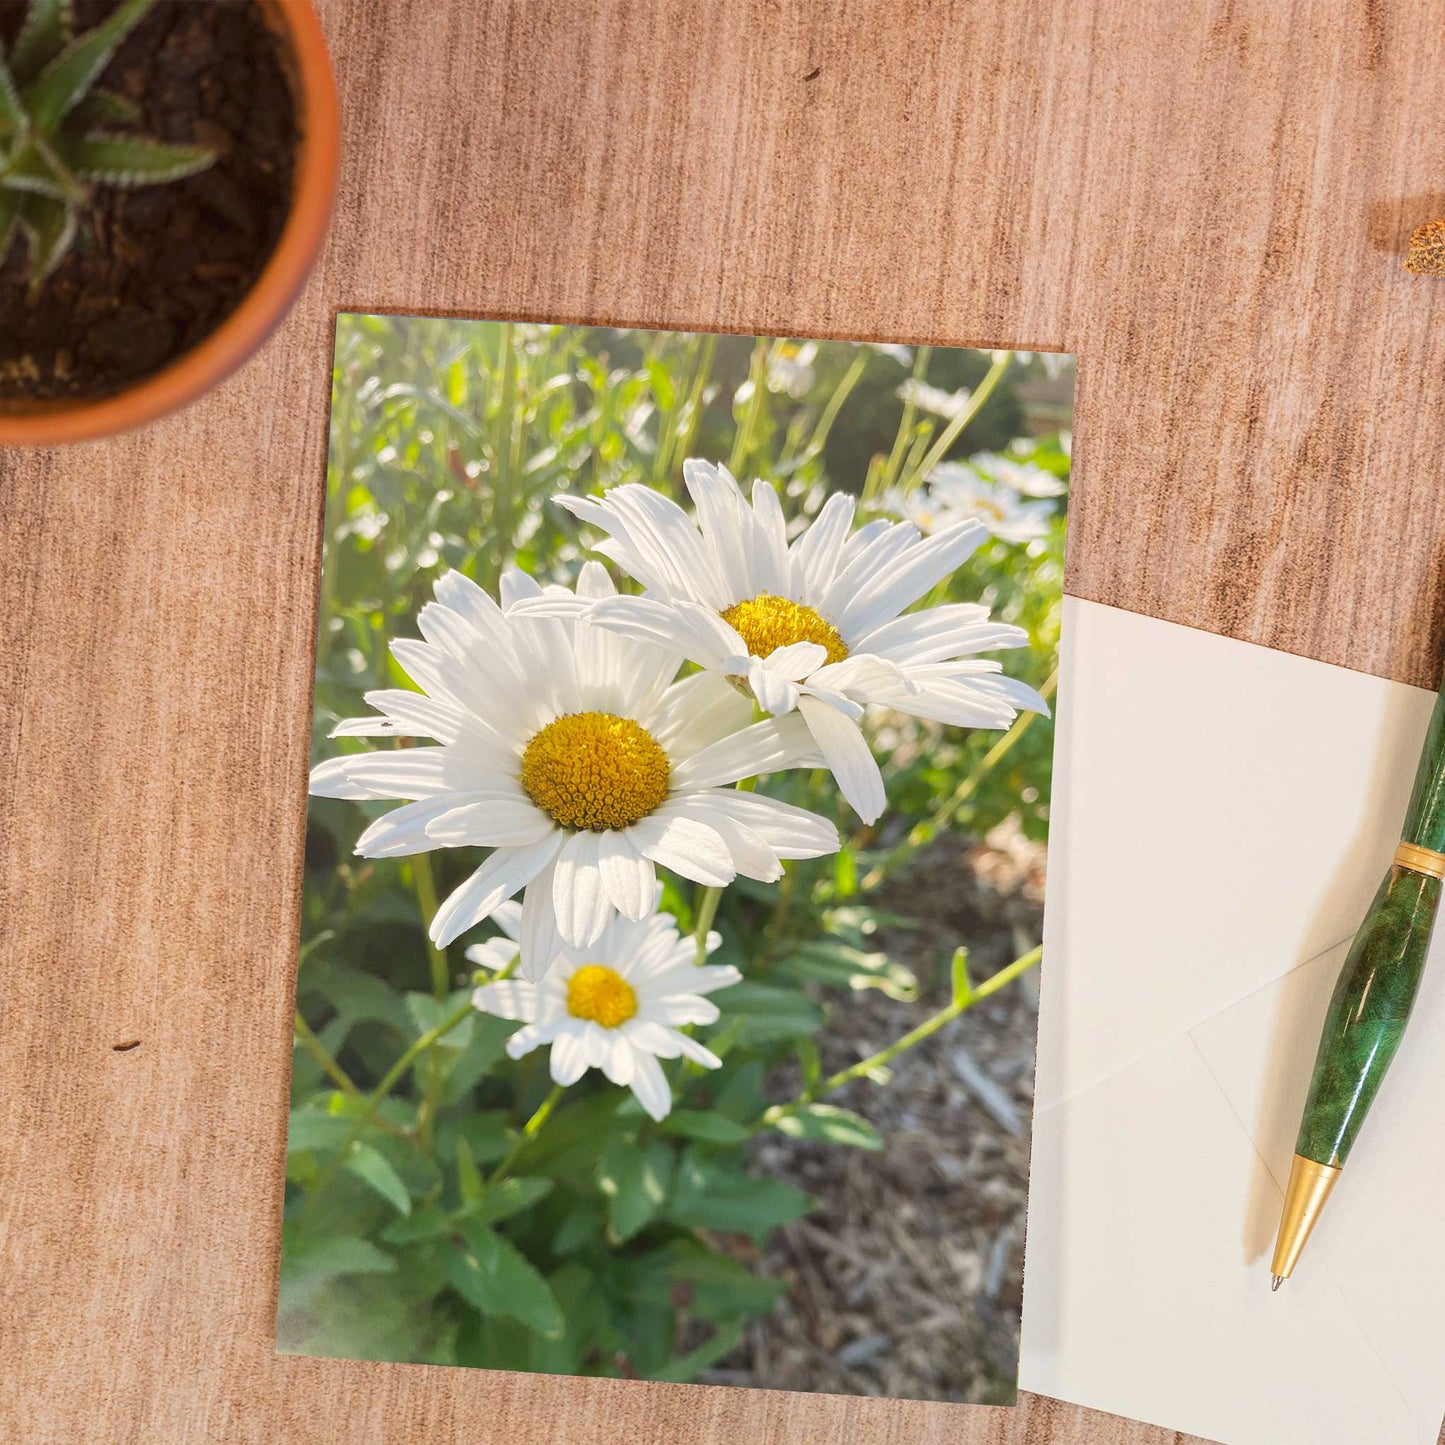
[2, 136, 85, 201]
[0, 187, 23, 262]
[0, 53, 25, 135]
[9, 0, 76, 84]
[62, 132, 216, 187]
[17, 191, 78, 293]
[71, 85, 141, 128]
[22, 0, 154, 132]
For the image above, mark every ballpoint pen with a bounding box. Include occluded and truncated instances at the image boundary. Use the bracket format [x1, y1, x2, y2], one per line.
[1270, 673, 1445, 1288]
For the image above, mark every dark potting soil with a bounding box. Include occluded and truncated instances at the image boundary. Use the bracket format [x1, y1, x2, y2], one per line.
[0, 0, 297, 404]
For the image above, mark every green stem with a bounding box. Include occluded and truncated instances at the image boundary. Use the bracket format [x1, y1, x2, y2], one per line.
[293, 1011, 359, 1097]
[727, 340, 770, 477]
[788, 351, 868, 470]
[300, 999, 475, 1223]
[412, 854, 450, 1001]
[756, 945, 1042, 1131]
[898, 350, 1011, 499]
[488, 1082, 565, 1186]
[859, 667, 1057, 889]
[693, 884, 723, 966]
[867, 345, 931, 506]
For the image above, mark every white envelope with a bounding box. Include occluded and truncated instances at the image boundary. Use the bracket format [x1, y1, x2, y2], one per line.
[1019, 598, 1445, 1445]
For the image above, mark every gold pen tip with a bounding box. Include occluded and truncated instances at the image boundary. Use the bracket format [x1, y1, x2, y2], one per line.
[1271, 1274, 1284, 1292]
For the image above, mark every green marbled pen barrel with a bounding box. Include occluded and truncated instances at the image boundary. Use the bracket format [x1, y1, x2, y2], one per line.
[1270, 677, 1445, 1287]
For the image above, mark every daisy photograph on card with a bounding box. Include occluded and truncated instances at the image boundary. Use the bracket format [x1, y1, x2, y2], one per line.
[283, 316, 1071, 1403]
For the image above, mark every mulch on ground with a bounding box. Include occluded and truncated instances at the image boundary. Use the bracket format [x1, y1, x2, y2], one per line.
[711, 822, 1045, 1403]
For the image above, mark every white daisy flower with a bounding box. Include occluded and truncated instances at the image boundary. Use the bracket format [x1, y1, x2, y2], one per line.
[470, 896, 739, 1121]
[897, 377, 973, 419]
[309, 561, 838, 966]
[889, 458, 1063, 544]
[970, 451, 1068, 500]
[519, 461, 1049, 826]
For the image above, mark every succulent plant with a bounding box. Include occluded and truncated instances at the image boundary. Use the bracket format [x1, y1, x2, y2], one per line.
[0, 0, 218, 296]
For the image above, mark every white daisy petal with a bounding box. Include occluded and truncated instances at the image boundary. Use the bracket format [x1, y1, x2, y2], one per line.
[746, 656, 801, 715]
[835, 519, 988, 636]
[628, 1050, 672, 1121]
[425, 795, 554, 848]
[463, 937, 521, 973]
[549, 1026, 591, 1085]
[669, 713, 819, 789]
[790, 489, 855, 596]
[504, 1023, 545, 1058]
[553, 831, 612, 948]
[759, 641, 828, 680]
[649, 671, 754, 758]
[490, 899, 524, 940]
[430, 832, 562, 948]
[797, 695, 887, 824]
[330, 689, 465, 742]
[683, 458, 754, 598]
[519, 861, 565, 982]
[691, 789, 839, 859]
[596, 832, 656, 920]
[628, 812, 736, 886]
[470, 980, 538, 1020]
[354, 794, 485, 858]
[602, 1031, 635, 1086]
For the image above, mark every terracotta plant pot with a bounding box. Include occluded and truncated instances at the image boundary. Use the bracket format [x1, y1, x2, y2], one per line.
[0, 1, 340, 447]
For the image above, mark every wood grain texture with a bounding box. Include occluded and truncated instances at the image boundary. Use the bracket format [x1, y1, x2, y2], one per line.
[3, 0, 1444, 1441]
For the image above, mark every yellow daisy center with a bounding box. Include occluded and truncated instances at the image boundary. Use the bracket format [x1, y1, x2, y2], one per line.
[719, 593, 849, 667]
[566, 964, 638, 1027]
[520, 712, 670, 831]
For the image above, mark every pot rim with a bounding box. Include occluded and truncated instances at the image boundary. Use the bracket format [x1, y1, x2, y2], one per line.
[0, 0, 340, 447]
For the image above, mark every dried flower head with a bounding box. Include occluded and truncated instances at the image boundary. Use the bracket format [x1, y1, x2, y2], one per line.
[1405, 219, 1445, 277]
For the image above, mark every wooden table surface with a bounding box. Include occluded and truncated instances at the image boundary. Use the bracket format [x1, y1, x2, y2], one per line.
[3, 1, 1444, 1441]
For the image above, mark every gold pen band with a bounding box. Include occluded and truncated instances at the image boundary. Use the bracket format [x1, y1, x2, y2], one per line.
[1393, 841, 1445, 879]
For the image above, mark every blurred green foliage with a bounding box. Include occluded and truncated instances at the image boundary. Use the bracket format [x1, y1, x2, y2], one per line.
[284, 317, 1069, 1380]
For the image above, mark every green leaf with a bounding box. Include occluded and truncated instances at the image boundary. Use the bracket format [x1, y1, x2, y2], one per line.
[1, 137, 83, 200]
[0, 188, 22, 261]
[464, 1175, 553, 1226]
[72, 85, 140, 128]
[300, 960, 412, 1038]
[442, 1013, 515, 1100]
[770, 1103, 884, 1151]
[665, 1149, 813, 1243]
[0, 53, 26, 134]
[650, 1319, 745, 1383]
[444, 1222, 564, 1340]
[714, 981, 824, 1045]
[662, 1110, 751, 1144]
[9, 0, 74, 83]
[343, 1142, 412, 1215]
[61, 133, 215, 187]
[454, 1137, 484, 1206]
[597, 1137, 673, 1243]
[18, 191, 76, 288]
[285, 1109, 355, 1156]
[379, 1204, 452, 1244]
[667, 1242, 787, 1320]
[779, 940, 918, 1001]
[277, 1231, 398, 1316]
[23, 0, 155, 133]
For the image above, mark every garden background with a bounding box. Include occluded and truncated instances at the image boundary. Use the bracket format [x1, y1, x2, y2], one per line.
[283, 316, 1071, 1402]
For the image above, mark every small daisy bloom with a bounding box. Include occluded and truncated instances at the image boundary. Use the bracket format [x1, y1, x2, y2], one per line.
[309, 561, 837, 966]
[889, 457, 1063, 544]
[521, 460, 1048, 825]
[470, 897, 739, 1121]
